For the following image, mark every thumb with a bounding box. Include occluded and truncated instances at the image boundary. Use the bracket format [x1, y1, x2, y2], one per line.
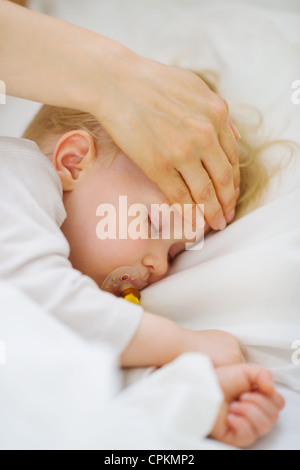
[217, 364, 275, 402]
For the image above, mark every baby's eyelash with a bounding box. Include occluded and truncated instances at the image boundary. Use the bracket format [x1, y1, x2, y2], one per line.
[147, 215, 152, 234]
[147, 215, 159, 236]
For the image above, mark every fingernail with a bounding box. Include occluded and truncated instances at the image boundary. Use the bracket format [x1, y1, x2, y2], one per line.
[218, 216, 227, 231]
[233, 124, 242, 139]
[240, 393, 251, 401]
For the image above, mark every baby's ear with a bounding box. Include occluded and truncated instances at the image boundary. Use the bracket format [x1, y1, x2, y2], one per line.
[52, 130, 97, 191]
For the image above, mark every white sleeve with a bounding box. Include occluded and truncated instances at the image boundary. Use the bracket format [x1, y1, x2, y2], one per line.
[19, 246, 144, 355]
[102, 353, 224, 449]
[0, 137, 143, 354]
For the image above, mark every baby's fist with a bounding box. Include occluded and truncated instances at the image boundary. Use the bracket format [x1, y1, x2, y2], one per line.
[211, 364, 285, 448]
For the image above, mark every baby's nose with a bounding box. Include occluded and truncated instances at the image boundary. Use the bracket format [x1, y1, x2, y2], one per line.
[153, 259, 169, 277]
[143, 253, 169, 278]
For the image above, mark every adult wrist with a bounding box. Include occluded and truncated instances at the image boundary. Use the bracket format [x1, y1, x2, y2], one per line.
[78, 34, 138, 120]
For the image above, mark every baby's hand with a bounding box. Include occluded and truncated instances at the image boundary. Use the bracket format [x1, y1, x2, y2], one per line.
[183, 329, 245, 367]
[211, 364, 285, 448]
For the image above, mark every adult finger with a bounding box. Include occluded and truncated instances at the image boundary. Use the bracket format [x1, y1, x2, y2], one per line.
[219, 124, 241, 191]
[229, 116, 241, 141]
[200, 145, 237, 224]
[206, 97, 241, 192]
[153, 168, 197, 221]
[176, 161, 228, 231]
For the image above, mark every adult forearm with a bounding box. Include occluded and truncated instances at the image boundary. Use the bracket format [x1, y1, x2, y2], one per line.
[0, 0, 127, 112]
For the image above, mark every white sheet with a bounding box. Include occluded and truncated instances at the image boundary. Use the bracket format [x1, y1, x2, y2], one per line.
[0, 0, 299, 451]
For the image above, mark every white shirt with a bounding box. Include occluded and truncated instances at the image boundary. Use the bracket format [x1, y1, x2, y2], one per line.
[0, 137, 143, 354]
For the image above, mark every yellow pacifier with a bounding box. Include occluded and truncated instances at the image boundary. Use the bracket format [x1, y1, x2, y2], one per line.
[101, 267, 141, 305]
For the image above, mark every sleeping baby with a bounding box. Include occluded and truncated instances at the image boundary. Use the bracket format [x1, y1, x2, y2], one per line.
[0, 74, 285, 447]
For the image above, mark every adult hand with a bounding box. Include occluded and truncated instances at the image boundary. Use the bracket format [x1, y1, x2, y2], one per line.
[92, 53, 241, 231]
[1, 1, 240, 231]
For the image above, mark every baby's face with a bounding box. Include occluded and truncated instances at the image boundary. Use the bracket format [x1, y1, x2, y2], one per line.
[58, 140, 206, 291]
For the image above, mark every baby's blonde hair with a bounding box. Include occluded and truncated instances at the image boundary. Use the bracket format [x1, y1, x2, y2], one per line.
[22, 71, 294, 220]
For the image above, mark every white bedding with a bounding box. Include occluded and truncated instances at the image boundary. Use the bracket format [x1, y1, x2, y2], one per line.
[0, 283, 226, 450]
[0, 0, 299, 451]
[141, 184, 300, 450]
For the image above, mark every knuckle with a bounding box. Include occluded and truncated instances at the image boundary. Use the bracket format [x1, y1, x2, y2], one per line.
[184, 118, 218, 151]
[171, 138, 194, 166]
[198, 180, 215, 202]
[199, 122, 216, 148]
[211, 98, 229, 122]
[230, 145, 240, 165]
[217, 165, 233, 187]
[163, 157, 175, 172]
[174, 186, 190, 204]
[160, 149, 178, 171]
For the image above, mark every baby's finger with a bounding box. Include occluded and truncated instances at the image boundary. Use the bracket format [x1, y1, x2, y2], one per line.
[255, 369, 276, 396]
[218, 364, 276, 402]
[226, 414, 257, 448]
[238, 365, 276, 397]
[229, 401, 274, 438]
[240, 391, 285, 416]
